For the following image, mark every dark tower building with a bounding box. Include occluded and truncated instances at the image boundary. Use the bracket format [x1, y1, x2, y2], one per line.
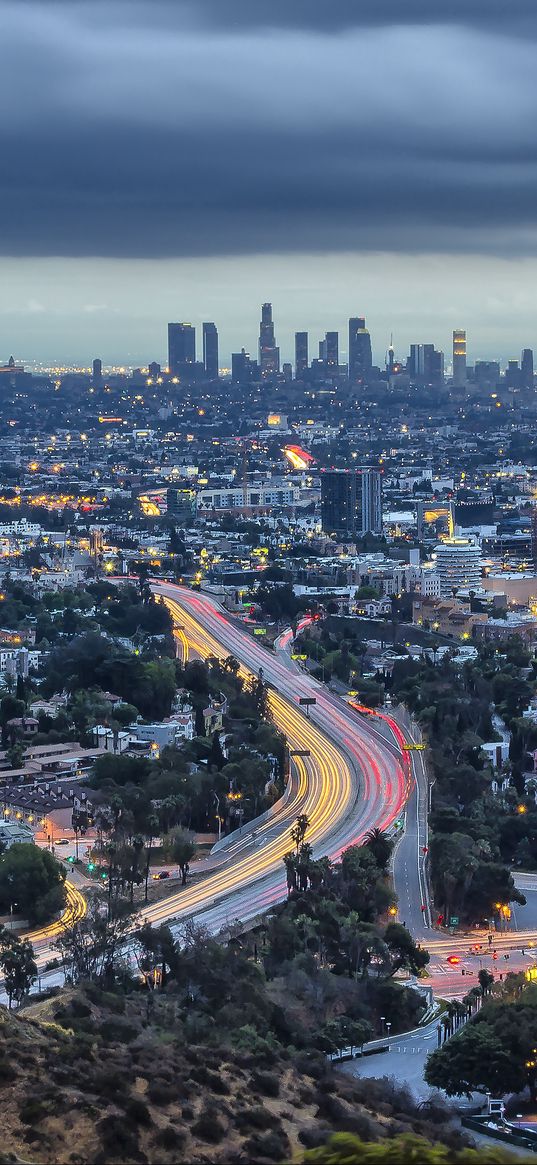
[325, 331, 339, 368]
[232, 349, 252, 385]
[168, 323, 196, 374]
[166, 486, 197, 527]
[202, 322, 219, 380]
[348, 317, 372, 382]
[321, 468, 382, 540]
[92, 358, 102, 386]
[408, 344, 444, 384]
[522, 348, 534, 389]
[259, 303, 280, 377]
[148, 361, 161, 379]
[295, 331, 308, 378]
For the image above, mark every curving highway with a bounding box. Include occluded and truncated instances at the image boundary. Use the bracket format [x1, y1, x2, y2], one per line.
[135, 582, 411, 936]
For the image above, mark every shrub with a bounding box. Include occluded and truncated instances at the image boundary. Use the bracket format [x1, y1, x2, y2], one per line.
[146, 1080, 177, 1106]
[97, 1115, 139, 1159]
[234, 1105, 275, 1132]
[0, 1060, 16, 1084]
[250, 1069, 280, 1097]
[191, 1109, 225, 1143]
[19, 1099, 49, 1125]
[154, 1124, 187, 1151]
[245, 1131, 290, 1161]
[124, 1097, 152, 1126]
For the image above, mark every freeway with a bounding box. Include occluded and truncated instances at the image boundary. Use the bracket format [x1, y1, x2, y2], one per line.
[136, 581, 412, 936]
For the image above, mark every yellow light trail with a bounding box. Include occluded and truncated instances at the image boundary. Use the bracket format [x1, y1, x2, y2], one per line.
[137, 594, 355, 928]
[27, 879, 87, 945]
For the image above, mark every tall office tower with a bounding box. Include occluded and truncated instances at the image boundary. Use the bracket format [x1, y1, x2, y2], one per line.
[505, 359, 521, 389]
[325, 331, 339, 368]
[92, 357, 102, 386]
[452, 329, 467, 386]
[386, 338, 395, 374]
[348, 317, 373, 382]
[295, 331, 308, 378]
[148, 361, 161, 378]
[232, 349, 252, 385]
[321, 467, 383, 540]
[202, 322, 219, 380]
[168, 322, 196, 374]
[435, 536, 481, 596]
[408, 344, 444, 384]
[361, 467, 383, 535]
[521, 348, 534, 389]
[259, 302, 280, 377]
[474, 360, 500, 388]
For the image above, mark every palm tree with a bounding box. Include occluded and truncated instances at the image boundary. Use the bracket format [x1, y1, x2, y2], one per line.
[290, 813, 310, 853]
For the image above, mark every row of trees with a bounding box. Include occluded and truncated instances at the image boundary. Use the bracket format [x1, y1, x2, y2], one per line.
[425, 976, 537, 1102]
[389, 642, 536, 922]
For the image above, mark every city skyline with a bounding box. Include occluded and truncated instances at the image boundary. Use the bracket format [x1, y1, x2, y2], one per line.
[3, 1, 537, 362]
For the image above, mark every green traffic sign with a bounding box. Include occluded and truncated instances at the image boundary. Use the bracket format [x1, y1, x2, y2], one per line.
[449, 916, 459, 927]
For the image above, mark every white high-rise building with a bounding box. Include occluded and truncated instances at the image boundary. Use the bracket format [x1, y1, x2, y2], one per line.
[435, 536, 481, 597]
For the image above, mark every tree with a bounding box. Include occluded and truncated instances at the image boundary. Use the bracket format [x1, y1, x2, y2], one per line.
[301, 1131, 515, 1163]
[291, 814, 310, 854]
[425, 1022, 521, 1099]
[364, 828, 393, 872]
[135, 922, 179, 989]
[478, 968, 494, 996]
[383, 922, 430, 977]
[0, 931, 37, 1009]
[53, 894, 134, 986]
[207, 730, 225, 770]
[170, 830, 196, 885]
[0, 844, 66, 925]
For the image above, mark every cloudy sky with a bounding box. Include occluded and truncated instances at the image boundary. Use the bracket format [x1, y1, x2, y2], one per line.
[2, 0, 537, 366]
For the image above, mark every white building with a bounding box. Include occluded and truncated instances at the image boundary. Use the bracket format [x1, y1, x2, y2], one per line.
[434, 537, 482, 597]
[0, 820, 34, 849]
[0, 647, 41, 678]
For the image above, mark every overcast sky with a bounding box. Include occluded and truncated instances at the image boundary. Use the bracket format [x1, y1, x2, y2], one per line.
[3, 0, 537, 366]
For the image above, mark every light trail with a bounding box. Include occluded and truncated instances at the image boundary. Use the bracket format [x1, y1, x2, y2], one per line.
[27, 880, 87, 945]
[134, 583, 410, 932]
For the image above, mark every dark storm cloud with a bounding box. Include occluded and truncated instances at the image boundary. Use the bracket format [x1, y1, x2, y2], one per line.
[2, 0, 537, 259]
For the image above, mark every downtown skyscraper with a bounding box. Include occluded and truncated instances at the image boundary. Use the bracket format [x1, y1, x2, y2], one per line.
[348, 317, 373, 383]
[259, 303, 280, 378]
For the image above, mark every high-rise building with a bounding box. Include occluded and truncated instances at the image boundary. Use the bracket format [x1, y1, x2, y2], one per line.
[295, 331, 308, 378]
[505, 359, 521, 389]
[168, 323, 196, 374]
[232, 349, 252, 385]
[321, 468, 382, 540]
[92, 358, 102, 386]
[348, 317, 373, 382]
[148, 361, 161, 379]
[452, 330, 467, 386]
[202, 322, 219, 380]
[259, 303, 280, 377]
[434, 536, 481, 596]
[408, 344, 444, 384]
[166, 487, 197, 527]
[474, 360, 500, 388]
[521, 348, 534, 389]
[325, 331, 339, 368]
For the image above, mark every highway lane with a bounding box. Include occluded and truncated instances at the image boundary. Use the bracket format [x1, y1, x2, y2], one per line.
[137, 582, 411, 934]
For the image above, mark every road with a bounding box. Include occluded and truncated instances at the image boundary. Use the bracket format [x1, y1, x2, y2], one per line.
[338, 1014, 450, 1101]
[23, 584, 537, 1000]
[141, 583, 411, 940]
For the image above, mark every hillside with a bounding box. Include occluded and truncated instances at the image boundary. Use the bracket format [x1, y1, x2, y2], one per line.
[0, 985, 473, 1165]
